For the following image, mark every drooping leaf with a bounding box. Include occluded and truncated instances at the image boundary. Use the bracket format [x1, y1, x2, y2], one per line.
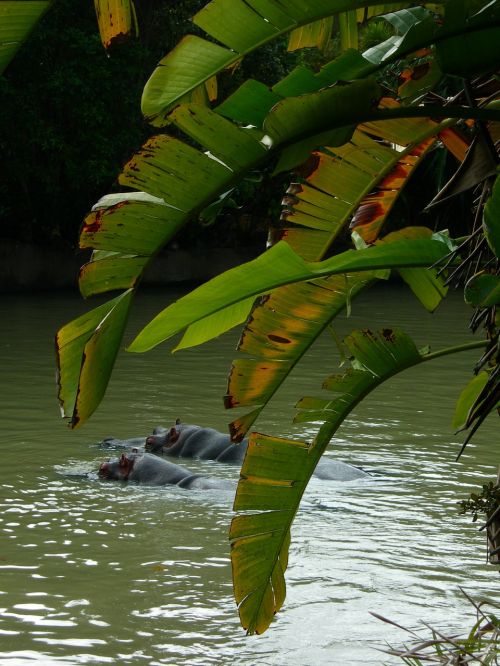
[464, 272, 500, 308]
[56, 290, 134, 427]
[483, 174, 500, 258]
[93, 0, 137, 49]
[383, 227, 448, 311]
[79, 255, 148, 298]
[224, 272, 382, 439]
[231, 328, 486, 634]
[0, 1, 50, 75]
[452, 371, 490, 430]
[128, 237, 450, 353]
[173, 298, 256, 352]
[227, 112, 447, 439]
[231, 432, 310, 634]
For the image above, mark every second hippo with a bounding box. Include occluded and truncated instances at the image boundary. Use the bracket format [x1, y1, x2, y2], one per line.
[145, 423, 246, 463]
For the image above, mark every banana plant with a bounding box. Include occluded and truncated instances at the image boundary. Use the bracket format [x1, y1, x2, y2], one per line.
[56, 2, 500, 427]
[53, 0, 500, 634]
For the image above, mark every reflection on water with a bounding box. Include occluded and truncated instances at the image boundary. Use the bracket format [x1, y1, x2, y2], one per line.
[0, 284, 498, 665]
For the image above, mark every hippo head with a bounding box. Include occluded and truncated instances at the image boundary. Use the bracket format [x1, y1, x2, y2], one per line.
[145, 425, 180, 453]
[99, 453, 136, 481]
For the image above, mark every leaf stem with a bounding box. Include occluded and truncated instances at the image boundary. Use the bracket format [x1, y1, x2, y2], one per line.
[422, 339, 488, 362]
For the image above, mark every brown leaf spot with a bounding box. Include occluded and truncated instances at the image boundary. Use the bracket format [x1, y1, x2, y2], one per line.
[379, 163, 408, 188]
[224, 395, 238, 409]
[381, 328, 396, 343]
[294, 153, 320, 179]
[351, 201, 384, 228]
[82, 210, 105, 234]
[268, 334, 291, 344]
[286, 183, 303, 195]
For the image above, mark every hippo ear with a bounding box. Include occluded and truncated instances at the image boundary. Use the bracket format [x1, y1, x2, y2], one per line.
[169, 426, 180, 443]
[119, 453, 134, 477]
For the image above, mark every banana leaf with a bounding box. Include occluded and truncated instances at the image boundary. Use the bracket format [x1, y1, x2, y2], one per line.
[56, 290, 133, 427]
[141, 1, 500, 126]
[230, 328, 487, 634]
[0, 0, 50, 75]
[93, 0, 137, 49]
[128, 236, 450, 353]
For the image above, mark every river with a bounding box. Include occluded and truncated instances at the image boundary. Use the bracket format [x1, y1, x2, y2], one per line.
[0, 284, 498, 665]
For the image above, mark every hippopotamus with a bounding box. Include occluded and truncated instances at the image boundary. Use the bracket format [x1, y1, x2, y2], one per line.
[99, 422, 369, 482]
[145, 423, 246, 463]
[98, 452, 235, 490]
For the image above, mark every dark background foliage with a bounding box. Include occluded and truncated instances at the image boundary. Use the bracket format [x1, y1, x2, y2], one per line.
[0, 0, 293, 249]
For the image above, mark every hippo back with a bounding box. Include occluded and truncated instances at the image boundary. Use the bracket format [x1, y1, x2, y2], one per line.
[129, 454, 195, 486]
[314, 458, 368, 481]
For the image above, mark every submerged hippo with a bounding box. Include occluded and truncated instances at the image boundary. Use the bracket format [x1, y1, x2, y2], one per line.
[98, 452, 234, 490]
[100, 421, 368, 482]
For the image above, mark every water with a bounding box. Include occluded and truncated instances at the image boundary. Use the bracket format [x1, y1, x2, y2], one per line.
[0, 284, 498, 665]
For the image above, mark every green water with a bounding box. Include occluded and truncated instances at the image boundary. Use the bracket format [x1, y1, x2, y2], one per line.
[0, 285, 498, 665]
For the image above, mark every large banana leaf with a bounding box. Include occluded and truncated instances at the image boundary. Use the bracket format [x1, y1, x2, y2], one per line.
[230, 328, 488, 634]
[141, 1, 500, 125]
[0, 0, 50, 75]
[93, 0, 137, 49]
[226, 226, 447, 439]
[128, 236, 450, 353]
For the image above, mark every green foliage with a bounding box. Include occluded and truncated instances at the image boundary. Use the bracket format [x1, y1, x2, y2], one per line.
[460, 482, 500, 523]
[48, 0, 500, 637]
[381, 592, 500, 664]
